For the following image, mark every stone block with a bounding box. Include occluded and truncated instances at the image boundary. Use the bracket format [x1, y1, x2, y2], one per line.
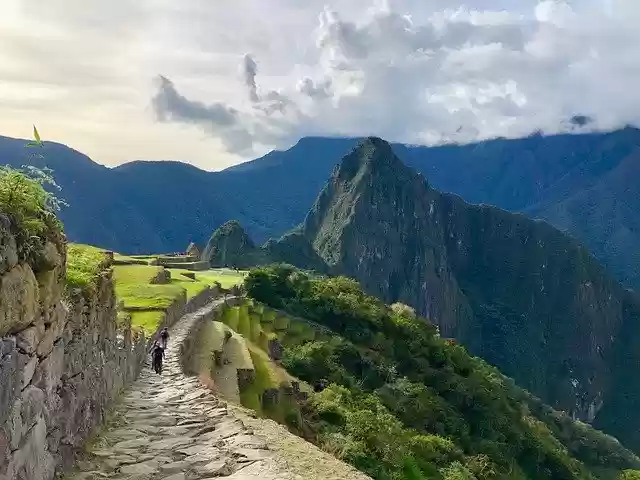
[19, 354, 38, 391]
[20, 386, 45, 434]
[12, 416, 55, 480]
[33, 342, 64, 396]
[268, 338, 284, 361]
[0, 350, 20, 426]
[0, 265, 39, 337]
[5, 399, 23, 451]
[261, 388, 280, 409]
[16, 322, 45, 355]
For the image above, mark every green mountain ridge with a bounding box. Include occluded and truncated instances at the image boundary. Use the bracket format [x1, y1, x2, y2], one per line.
[240, 265, 640, 480]
[203, 137, 640, 453]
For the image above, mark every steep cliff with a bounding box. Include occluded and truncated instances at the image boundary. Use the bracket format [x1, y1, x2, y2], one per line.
[208, 137, 640, 451]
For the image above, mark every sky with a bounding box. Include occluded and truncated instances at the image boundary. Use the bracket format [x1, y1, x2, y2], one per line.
[1, 0, 639, 171]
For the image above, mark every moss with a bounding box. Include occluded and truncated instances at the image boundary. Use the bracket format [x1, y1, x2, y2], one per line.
[66, 243, 109, 293]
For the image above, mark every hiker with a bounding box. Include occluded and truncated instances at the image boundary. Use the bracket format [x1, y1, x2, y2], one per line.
[151, 341, 165, 375]
[160, 327, 169, 349]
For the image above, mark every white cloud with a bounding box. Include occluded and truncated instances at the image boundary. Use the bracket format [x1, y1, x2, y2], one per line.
[2, 0, 640, 168]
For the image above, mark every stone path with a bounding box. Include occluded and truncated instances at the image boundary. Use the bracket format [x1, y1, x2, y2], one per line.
[63, 299, 298, 480]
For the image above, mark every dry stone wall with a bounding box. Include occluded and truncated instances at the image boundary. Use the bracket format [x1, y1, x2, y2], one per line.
[0, 219, 148, 480]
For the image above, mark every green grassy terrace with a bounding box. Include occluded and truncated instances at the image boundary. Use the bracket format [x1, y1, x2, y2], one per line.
[67, 244, 246, 335]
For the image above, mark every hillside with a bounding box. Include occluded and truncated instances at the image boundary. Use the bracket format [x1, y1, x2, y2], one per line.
[2, 129, 640, 288]
[228, 264, 640, 480]
[206, 137, 640, 454]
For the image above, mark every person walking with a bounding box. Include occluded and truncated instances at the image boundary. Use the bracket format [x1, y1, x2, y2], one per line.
[151, 341, 165, 374]
[160, 327, 169, 349]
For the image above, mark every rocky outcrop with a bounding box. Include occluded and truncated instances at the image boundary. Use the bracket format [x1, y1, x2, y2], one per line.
[202, 221, 260, 268]
[0, 219, 147, 480]
[203, 222, 328, 273]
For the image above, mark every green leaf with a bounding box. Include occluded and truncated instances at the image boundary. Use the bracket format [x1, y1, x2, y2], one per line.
[33, 124, 42, 144]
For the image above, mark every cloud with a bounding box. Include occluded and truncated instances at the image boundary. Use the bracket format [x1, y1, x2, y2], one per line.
[242, 54, 259, 102]
[4, 0, 640, 168]
[151, 0, 640, 156]
[152, 75, 253, 154]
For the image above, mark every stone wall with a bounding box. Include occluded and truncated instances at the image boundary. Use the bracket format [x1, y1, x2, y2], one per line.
[0, 221, 147, 480]
[142, 286, 219, 350]
[179, 296, 240, 378]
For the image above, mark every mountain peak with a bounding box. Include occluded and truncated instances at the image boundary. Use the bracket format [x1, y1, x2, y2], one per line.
[333, 136, 410, 186]
[201, 220, 256, 267]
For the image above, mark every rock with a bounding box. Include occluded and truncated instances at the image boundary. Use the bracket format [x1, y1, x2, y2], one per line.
[233, 448, 271, 462]
[261, 388, 280, 409]
[113, 438, 150, 451]
[225, 434, 268, 450]
[162, 473, 186, 480]
[147, 436, 194, 451]
[119, 461, 158, 475]
[0, 264, 39, 337]
[195, 458, 232, 476]
[33, 241, 63, 272]
[32, 342, 64, 395]
[20, 354, 38, 390]
[0, 427, 10, 476]
[0, 350, 20, 426]
[159, 460, 192, 474]
[20, 386, 45, 433]
[36, 313, 66, 357]
[5, 399, 23, 450]
[0, 337, 16, 357]
[16, 322, 45, 354]
[268, 339, 284, 361]
[12, 417, 55, 480]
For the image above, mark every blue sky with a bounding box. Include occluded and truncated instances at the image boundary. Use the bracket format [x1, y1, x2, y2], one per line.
[1, 0, 637, 170]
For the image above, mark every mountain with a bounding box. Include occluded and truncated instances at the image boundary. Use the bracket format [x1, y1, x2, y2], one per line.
[201, 220, 329, 273]
[2, 128, 640, 288]
[208, 137, 640, 453]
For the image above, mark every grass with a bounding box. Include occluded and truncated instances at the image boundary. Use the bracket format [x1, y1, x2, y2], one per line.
[110, 258, 245, 335]
[112, 264, 163, 284]
[211, 301, 312, 422]
[129, 310, 165, 335]
[239, 346, 281, 415]
[116, 283, 185, 310]
[112, 263, 184, 333]
[66, 243, 109, 292]
[168, 268, 210, 299]
[198, 269, 247, 288]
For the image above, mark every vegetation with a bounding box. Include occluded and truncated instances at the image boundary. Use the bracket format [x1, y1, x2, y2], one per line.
[66, 243, 110, 292]
[0, 165, 64, 259]
[244, 265, 640, 480]
[110, 261, 246, 335]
